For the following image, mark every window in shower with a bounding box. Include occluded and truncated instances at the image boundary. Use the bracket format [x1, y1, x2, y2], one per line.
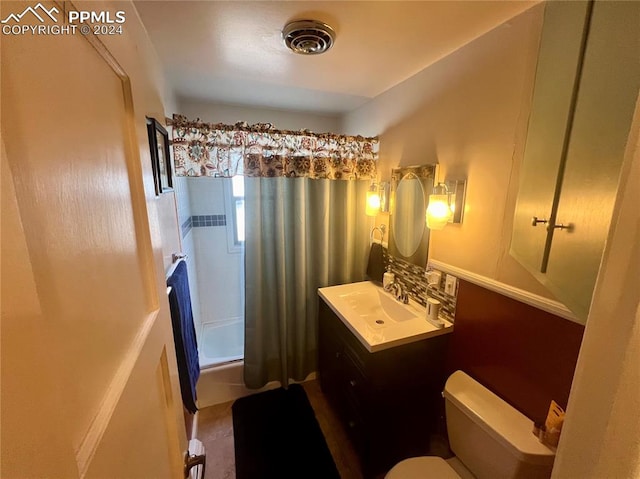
[224, 175, 245, 254]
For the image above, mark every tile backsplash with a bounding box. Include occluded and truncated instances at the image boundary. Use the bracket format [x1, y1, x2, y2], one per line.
[383, 248, 458, 323]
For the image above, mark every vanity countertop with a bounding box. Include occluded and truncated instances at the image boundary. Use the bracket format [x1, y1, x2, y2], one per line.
[318, 281, 453, 353]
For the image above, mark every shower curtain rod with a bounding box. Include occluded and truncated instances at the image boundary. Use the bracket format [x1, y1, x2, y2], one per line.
[166, 115, 379, 143]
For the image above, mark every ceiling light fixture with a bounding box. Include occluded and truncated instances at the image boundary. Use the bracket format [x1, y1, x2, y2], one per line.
[282, 20, 335, 55]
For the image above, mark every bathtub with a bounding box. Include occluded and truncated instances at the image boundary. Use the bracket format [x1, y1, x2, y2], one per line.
[196, 318, 273, 408]
[198, 318, 244, 368]
[197, 361, 283, 407]
[195, 315, 317, 407]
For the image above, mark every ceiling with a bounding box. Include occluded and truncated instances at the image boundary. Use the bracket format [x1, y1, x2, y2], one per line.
[135, 1, 537, 115]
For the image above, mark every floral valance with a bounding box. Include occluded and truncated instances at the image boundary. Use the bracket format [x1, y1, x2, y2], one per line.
[170, 114, 378, 180]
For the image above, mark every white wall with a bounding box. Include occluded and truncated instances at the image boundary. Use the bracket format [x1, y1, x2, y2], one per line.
[173, 177, 191, 227]
[180, 228, 201, 334]
[177, 98, 342, 133]
[343, 5, 552, 298]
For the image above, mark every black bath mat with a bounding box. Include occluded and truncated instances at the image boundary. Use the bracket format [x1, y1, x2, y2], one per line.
[232, 384, 340, 479]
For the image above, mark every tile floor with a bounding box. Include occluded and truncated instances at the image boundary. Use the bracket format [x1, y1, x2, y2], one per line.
[196, 379, 370, 479]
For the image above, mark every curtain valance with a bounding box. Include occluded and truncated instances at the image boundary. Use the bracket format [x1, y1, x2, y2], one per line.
[170, 114, 378, 180]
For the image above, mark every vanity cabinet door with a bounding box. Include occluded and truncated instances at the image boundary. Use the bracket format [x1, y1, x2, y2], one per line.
[318, 300, 346, 415]
[318, 301, 371, 464]
[318, 297, 449, 477]
[511, 0, 640, 321]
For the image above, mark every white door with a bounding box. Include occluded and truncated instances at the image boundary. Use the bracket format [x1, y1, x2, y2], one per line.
[1, 2, 186, 477]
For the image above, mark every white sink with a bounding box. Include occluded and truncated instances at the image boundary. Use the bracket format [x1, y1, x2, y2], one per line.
[341, 288, 418, 326]
[319, 281, 453, 352]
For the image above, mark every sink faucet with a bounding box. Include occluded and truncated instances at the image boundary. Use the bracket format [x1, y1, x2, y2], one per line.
[384, 280, 409, 304]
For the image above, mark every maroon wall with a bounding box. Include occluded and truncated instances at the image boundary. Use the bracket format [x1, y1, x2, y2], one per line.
[447, 279, 585, 424]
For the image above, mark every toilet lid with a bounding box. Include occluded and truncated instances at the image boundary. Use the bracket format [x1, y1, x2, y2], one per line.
[385, 457, 462, 479]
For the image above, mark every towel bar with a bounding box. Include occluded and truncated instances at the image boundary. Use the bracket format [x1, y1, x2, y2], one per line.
[172, 252, 188, 263]
[166, 256, 186, 281]
[370, 225, 386, 244]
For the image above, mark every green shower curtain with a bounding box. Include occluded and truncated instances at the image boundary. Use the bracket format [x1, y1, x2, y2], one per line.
[170, 115, 378, 388]
[243, 177, 370, 389]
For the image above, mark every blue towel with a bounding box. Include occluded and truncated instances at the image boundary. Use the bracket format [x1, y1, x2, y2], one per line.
[167, 261, 200, 413]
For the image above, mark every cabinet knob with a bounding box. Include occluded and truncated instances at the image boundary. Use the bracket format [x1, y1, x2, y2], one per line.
[349, 379, 357, 387]
[531, 216, 548, 227]
[547, 222, 574, 233]
[348, 420, 356, 429]
[335, 352, 341, 359]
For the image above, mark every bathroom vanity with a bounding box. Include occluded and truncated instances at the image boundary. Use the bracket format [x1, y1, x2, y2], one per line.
[318, 282, 452, 477]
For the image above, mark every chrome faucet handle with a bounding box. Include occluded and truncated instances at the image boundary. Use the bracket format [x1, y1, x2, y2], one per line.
[391, 282, 410, 304]
[398, 290, 409, 304]
[384, 280, 410, 304]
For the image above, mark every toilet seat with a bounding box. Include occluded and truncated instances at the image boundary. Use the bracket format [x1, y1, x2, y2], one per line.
[385, 456, 462, 479]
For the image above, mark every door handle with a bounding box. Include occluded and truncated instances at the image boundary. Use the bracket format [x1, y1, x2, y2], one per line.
[184, 452, 206, 478]
[547, 222, 574, 233]
[531, 216, 548, 227]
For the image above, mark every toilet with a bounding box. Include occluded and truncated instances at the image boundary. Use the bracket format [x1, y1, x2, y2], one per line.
[386, 371, 556, 479]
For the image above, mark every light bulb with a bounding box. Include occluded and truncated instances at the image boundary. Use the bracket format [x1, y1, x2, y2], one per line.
[426, 194, 452, 230]
[366, 190, 381, 216]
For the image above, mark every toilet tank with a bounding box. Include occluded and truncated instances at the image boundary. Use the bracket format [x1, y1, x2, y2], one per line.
[443, 371, 556, 479]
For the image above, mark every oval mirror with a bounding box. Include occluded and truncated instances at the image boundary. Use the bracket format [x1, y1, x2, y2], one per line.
[389, 165, 436, 266]
[393, 174, 425, 257]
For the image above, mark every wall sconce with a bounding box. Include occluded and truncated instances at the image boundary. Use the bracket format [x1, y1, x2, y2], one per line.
[366, 182, 390, 217]
[426, 179, 467, 230]
[366, 184, 381, 216]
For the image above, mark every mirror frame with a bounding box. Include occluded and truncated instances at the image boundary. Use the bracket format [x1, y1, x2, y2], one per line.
[389, 164, 436, 267]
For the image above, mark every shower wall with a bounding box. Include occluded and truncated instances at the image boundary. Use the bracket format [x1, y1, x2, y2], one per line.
[187, 178, 244, 326]
[173, 176, 202, 337]
[175, 177, 245, 367]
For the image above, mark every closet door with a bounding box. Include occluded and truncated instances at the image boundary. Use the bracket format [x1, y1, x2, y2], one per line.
[1, 2, 185, 477]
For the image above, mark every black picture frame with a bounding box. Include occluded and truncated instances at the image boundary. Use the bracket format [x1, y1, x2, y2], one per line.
[146, 117, 173, 195]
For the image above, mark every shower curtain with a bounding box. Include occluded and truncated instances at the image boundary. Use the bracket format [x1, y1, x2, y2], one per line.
[243, 177, 370, 389]
[170, 115, 378, 389]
